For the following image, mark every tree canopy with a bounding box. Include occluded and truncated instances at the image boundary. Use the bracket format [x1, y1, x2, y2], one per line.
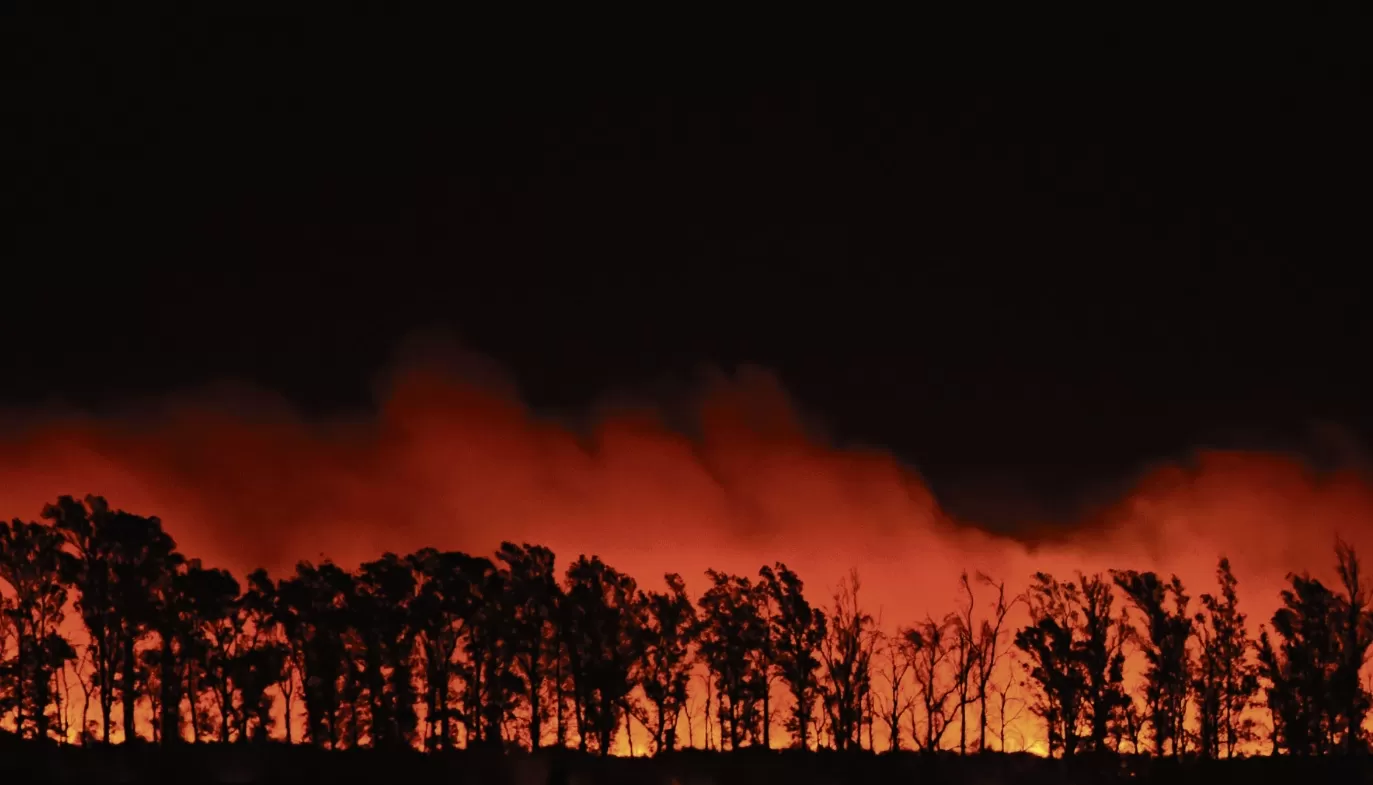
[1, 494, 1370, 759]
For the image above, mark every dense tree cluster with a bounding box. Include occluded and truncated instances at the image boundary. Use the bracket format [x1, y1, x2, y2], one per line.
[1, 494, 1372, 758]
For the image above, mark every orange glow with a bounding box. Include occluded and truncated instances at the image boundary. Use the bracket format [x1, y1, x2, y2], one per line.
[2, 337, 1371, 753]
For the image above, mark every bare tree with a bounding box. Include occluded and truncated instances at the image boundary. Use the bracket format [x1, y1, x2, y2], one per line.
[818, 570, 877, 751]
[681, 671, 700, 749]
[54, 653, 74, 743]
[950, 573, 979, 754]
[73, 645, 96, 745]
[906, 615, 958, 752]
[988, 662, 1026, 752]
[699, 670, 714, 750]
[973, 573, 1020, 753]
[872, 631, 915, 750]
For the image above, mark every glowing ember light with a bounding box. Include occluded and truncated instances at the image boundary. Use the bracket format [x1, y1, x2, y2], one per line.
[1, 344, 1370, 753]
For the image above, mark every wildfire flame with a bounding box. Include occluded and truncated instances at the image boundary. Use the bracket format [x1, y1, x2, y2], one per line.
[2, 336, 1370, 753]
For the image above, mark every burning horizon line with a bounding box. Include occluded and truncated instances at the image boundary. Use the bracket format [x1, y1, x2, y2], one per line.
[3, 335, 1373, 754]
[2, 490, 1369, 757]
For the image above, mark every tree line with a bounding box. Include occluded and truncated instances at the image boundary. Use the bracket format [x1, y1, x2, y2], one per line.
[1, 494, 1371, 758]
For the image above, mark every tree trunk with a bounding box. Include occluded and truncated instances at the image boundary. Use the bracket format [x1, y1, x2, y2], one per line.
[282, 672, 295, 745]
[574, 682, 587, 752]
[97, 633, 113, 744]
[160, 633, 179, 744]
[121, 633, 137, 743]
[442, 663, 456, 750]
[14, 629, 27, 736]
[554, 661, 565, 748]
[659, 699, 670, 752]
[762, 684, 770, 749]
[960, 698, 967, 754]
[866, 696, 875, 752]
[35, 657, 51, 742]
[425, 674, 439, 750]
[703, 682, 713, 751]
[185, 668, 201, 743]
[598, 695, 613, 756]
[528, 663, 542, 751]
[219, 689, 231, 743]
[978, 687, 988, 752]
[81, 671, 93, 744]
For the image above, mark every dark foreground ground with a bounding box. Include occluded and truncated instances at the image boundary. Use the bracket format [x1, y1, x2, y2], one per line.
[2, 738, 1371, 785]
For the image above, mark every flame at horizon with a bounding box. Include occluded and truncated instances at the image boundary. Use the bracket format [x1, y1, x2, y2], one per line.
[2, 335, 1371, 752]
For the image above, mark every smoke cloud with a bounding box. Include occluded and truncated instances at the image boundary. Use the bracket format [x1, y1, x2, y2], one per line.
[2, 333, 1371, 675]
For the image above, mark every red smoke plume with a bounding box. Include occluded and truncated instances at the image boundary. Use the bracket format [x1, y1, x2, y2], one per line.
[3, 334, 1371, 751]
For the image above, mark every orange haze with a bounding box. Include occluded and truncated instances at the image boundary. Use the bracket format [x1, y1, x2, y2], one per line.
[3, 335, 1372, 752]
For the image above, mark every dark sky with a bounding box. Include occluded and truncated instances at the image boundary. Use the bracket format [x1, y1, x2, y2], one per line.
[7, 21, 1371, 525]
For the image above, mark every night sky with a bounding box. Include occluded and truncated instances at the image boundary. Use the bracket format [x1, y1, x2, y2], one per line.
[8, 23, 1371, 531]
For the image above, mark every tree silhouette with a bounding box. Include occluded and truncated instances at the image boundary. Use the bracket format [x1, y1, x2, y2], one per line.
[497, 542, 561, 750]
[1015, 572, 1088, 758]
[1333, 538, 1373, 755]
[106, 507, 180, 743]
[456, 555, 520, 749]
[14, 491, 1373, 766]
[1114, 570, 1193, 757]
[149, 558, 191, 744]
[988, 658, 1027, 752]
[407, 548, 483, 750]
[188, 563, 244, 742]
[0, 593, 12, 723]
[1258, 541, 1373, 756]
[971, 573, 1019, 753]
[906, 615, 957, 752]
[762, 562, 826, 750]
[1193, 557, 1258, 758]
[818, 570, 876, 751]
[275, 562, 352, 748]
[41, 495, 178, 744]
[42, 495, 119, 743]
[563, 555, 639, 755]
[1076, 573, 1126, 754]
[166, 559, 232, 743]
[233, 568, 289, 744]
[1258, 571, 1341, 754]
[696, 570, 766, 750]
[752, 565, 781, 749]
[949, 573, 980, 754]
[631, 572, 696, 753]
[354, 553, 419, 748]
[0, 518, 77, 740]
[872, 630, 914, 751]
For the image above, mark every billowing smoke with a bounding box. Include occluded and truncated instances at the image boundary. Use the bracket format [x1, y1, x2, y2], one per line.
[2, 333, 1371, 749]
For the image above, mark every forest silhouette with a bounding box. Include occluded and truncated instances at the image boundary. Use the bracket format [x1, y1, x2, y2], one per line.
[3, 494, 1373, 783]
